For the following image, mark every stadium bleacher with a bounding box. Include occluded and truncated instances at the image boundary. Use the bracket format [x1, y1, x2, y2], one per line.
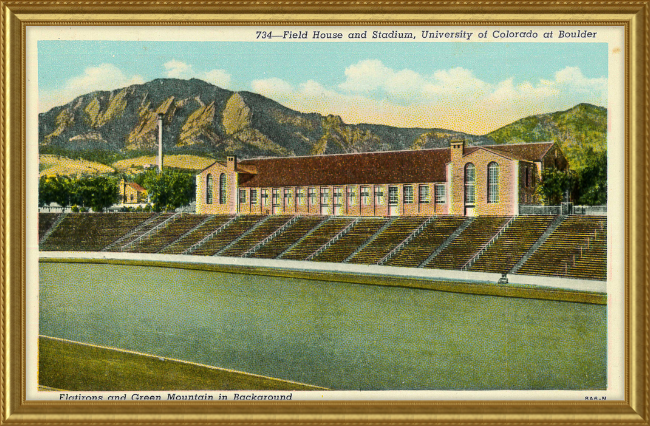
[384, 216, 466, 268]
[125, 214, 210, 254]
[425, 216, 511, 270]
[347, 217, 427, 265]
[39, 213, 61, 241]
[159, 215, 233, 255]
[279, 217, 355, 261]
[312, 217, 388, 263]
[40, 213, 152, 252]
[191, 215, 267, 256]
[220, 215, 295, 257]
[250, 216, 326, 259]
[37, 213, 607, 281]
[469, 215, 555, 274]
[517, 216, 606, 280]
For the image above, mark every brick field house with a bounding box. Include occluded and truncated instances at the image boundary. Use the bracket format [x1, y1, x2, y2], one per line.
[195, 141, 568, 217]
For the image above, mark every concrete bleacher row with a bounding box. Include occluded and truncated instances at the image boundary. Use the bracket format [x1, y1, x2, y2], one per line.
[38, 213, 608, 281]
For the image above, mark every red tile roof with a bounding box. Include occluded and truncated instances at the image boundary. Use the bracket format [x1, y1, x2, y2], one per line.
[127, 182, 147, 192]
[231, 142, 555, 188]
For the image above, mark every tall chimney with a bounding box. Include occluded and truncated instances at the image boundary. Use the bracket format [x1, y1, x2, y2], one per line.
[450, 139, 465, 164]
[157, 113, 164, 173]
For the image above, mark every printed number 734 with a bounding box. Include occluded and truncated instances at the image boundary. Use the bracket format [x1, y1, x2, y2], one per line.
[256, 31, 273, 39]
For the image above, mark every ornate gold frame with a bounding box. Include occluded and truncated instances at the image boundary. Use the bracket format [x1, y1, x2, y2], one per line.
[2, 2, 647, 424]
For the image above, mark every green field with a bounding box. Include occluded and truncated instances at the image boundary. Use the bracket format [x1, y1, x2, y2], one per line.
[40, 262, 607, 390]
[39, 337, 322, 391]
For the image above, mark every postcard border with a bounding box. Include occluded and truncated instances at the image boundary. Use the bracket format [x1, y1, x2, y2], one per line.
[3, 2, 648, 424]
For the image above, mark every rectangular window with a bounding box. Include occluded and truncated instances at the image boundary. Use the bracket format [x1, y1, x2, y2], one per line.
[333, 187, 343, 206]
[239, 189, 246, 204]
[388, 186, 399, 205]
[272, 189, 280, 206]
[435, 184, 446, 204]
[261, 189, 269, 206]
[308, 187, 317, 206]
[347, 187, 356, 205]
[375, 187, 385, 205]
[361, 186, 370, 205]
[320, 187, 331, 205]
[250, 189, 258, 205]
[296, 189, 305, 205]
[403, 185, 414, 204]
[284, 188, 292, 200]
[419, 185, 430, 203]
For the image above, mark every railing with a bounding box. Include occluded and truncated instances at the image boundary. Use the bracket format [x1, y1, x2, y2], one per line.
[120, 212, 181, 252]
[184, 215, 238, 255]
[521, 204, 607, 216]
[101, 213, 161, 251]
[242, 215, 300, 258]
[377, 216, 436, 265]
[306, 218, 360, 261]
[461, 216, 515, 271]
[573, 205, 607, 215]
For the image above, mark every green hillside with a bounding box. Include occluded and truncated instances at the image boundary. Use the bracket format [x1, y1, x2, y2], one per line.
[486, 103, 607, 170]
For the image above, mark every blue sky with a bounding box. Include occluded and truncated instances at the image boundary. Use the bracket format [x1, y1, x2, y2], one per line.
[38, 41, 608, 134]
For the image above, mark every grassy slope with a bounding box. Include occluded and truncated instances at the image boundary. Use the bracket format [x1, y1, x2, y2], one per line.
[39, 154, 115, 177]
[39, 337, 323, 391]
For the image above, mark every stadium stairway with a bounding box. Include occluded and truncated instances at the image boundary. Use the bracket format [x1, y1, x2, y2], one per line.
[160, 215, 233, 255]
[219, 216, 296, 257]
[39, 213, 66, 244]
[191, 215, 267, 256]
[113, 213, 179, 252]
[516, 216, 607, 280]
[347, 216, 427, 265]
[124, 214, 211, 254]
[311, 217, 389, 263]
[41, 213, 153, 252]
[279, 217, 356, 261]
[424, 216, 511, 270]
[468, 215, 555, 274]
[248, 216, 327, 259]
[383, 216, 467, 268]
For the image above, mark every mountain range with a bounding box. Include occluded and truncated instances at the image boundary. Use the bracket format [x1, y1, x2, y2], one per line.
[39, 78, 607, 171]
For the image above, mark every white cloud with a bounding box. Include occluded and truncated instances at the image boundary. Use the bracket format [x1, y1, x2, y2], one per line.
[260, 60, 607, 134]
[39, 63, 144, 112]
[164, 60, 191, 78]
[164, 59, 232, 87]
[251, 78, 294, 97]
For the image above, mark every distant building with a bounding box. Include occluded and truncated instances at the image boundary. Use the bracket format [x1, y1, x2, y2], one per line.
[195, 141, 568, 217]
[119, 179, 148, 204]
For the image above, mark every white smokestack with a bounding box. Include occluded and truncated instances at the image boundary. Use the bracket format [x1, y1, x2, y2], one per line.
[157, 113, 164, 173]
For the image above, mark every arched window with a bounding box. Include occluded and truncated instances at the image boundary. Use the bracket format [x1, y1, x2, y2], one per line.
[464, 163, 475, 205]
[206, 174, 213, 204]
[219, 173, 227, 204]
[488, 162, 499, 203]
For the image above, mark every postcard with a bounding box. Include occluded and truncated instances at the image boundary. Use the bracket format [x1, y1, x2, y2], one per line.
[26, 23, 625, 402]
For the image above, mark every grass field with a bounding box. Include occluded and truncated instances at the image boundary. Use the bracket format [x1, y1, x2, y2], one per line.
[39, 336, 323, 391]
[40, 262, 607, 390]
[111, 155, 215, 173]
[39, 154, 116, 177]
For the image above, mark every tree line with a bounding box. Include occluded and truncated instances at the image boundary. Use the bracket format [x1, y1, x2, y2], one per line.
[536, 148, 607, 206]
[39, 169, 196, 212]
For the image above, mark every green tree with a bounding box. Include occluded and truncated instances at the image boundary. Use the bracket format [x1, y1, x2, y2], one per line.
[536, 167, 572, 205]
[71, 176, 119, 212]
[576, 149, 607, 205]
[142, 169, 195, 211]
[39, 175, 73, 207]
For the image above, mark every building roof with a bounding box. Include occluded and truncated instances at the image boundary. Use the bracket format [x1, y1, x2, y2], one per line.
[237, 148, 452, 188]
[126, 182, 147, 192]
[205, 141, 556, 188]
